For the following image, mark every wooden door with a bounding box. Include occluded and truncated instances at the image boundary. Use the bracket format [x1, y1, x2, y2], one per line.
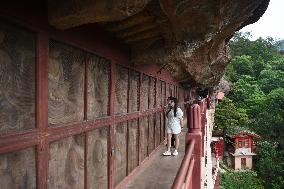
[241, 158, 246, 169]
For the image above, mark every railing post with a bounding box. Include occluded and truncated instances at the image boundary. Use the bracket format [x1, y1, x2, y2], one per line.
[198, 100, 206, 156]
[186, 104, 202, 189]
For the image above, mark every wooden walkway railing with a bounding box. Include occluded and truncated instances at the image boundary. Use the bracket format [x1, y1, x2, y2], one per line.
[172, 98, 209, 189]
[172, 139, 195, 189]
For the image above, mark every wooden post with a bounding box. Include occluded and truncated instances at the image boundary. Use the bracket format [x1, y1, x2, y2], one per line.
[108, 61, 116, 189]
[186, 104, 202, 189]
[198, 100, 206, 156]
[126, 69, 130, 175]
[36, 32, 49, 189]
[138, 73, 142, 165]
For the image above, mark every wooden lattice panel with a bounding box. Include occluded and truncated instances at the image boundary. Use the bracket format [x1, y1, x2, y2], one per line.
[48, 135, 85, 189]
[161, 112, 165, 140]
[149, 77, 156, 109]
[140, 116, 148, 161]
[178, 87, 182, 102]
[114, 122, 127, 186]
[48, 40, 85, 126]
[161, 81, 166, 106]
[115, 65, 128, 114]
[0, 22, 35, 135]
[87, 53, 110, 119]
[156, 80, 162, 108]
[168, 84, 172, 96]
[129, 70, 140, 112]
[0, 147, 36, 189]
[87, 127, 109, 189]
[127, 119, 138, 173]
[177, 87, 179, 99]
[148, 114, 155, 154]
[155, 113, 161, 147]
[141, 74, 149, 111]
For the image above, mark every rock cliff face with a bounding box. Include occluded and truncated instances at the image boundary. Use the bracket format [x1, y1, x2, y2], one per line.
[48, 0, 270, 88]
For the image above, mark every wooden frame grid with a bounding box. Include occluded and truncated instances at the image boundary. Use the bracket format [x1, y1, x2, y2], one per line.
[0, 18, 186, 189]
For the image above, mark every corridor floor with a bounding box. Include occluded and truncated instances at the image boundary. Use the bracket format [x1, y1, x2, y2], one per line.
[125, 130, 186, 189]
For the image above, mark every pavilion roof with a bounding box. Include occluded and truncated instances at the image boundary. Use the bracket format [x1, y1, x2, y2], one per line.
[226, 127, 261, 139]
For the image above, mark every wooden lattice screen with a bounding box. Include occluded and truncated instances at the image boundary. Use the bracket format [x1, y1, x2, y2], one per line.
[0, 21, 36, 188]
[0, 20, 183, 189]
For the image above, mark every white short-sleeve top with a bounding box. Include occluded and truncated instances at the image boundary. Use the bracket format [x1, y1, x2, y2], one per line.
[166, 107, 183, 128]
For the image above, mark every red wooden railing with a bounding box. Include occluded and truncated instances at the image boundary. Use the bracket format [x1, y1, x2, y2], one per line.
[172, 98, 209, 189]
[172, 139, 195, 189]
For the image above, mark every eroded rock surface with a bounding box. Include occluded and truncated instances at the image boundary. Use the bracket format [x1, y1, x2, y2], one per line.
[48, 0, 270, 88]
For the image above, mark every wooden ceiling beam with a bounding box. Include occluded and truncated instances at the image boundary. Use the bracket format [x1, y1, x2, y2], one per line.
[124, 29, 161, 43]
[116, 21, 158, 39]
[105, 13, 153, 32]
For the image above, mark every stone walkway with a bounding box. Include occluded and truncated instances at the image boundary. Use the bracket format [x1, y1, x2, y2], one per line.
[125, 130, 186, 189]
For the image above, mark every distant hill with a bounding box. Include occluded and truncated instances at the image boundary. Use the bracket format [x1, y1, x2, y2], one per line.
[276, 39, 284, 54]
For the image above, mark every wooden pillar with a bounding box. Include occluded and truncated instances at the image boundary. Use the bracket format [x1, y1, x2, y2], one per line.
[108, 61, 116, 189]
[186, 104, 202, 189]
[198, 100, 206, 156]
[126, 69, 130, 176]
[36, 33, 49, 189]
[138, 73, 142, 165]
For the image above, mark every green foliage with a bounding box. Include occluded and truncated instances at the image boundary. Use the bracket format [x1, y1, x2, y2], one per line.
[255, 141, 284, 189]
[253, 88, 284, 148]
[230, 32, 278, 63]
[216, 32, 284, 189]
[227, 55, 254, 81]
[259, 69, 284, 94]
[221, 171, 264, 189]
[269, 57, 284, 71]
[215, 97, 249, 131]
[228, 75, 264, 108]
[242, 92, 266, 119]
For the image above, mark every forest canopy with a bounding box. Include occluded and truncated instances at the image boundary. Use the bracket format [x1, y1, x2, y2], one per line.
[216, 32, 284, 189]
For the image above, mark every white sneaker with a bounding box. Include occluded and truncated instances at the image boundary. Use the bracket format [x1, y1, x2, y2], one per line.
[162, 151, 171, 156]
[172, 150, 178, 156]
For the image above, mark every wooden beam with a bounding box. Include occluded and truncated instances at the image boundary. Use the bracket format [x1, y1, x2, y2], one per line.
[125, 29, 161, 43]
[105, 13, 153, 32]
[117, 22, 158, 39]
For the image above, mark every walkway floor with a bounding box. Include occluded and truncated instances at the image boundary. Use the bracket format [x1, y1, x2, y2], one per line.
[125, 130, 186, 189]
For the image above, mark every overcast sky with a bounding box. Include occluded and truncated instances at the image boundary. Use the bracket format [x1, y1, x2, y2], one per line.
[240, 0, 284, 40]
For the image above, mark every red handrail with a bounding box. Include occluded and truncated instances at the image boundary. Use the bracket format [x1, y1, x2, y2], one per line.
[172, 139, 195, 189]
[184, 157, 195, 188]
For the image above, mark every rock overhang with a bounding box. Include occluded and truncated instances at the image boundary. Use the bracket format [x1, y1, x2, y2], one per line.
[48, 0, 270, 89]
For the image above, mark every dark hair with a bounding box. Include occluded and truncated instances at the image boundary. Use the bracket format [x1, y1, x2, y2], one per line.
[167, 97, 178, 117]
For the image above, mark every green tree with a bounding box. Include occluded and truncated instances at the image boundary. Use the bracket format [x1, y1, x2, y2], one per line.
[215, 97, 249, 148]
[269, 56, 284, 71]
[226, 55, 254, 82]
[253, 88, 284, 148]
[242, 92, 266, 119]
[228, 75, 264, 109]
[215, 97, 249, 131]
[217, 32, 284, 189]
[255, 141, 284, 189]
[221, 171, 264, 189]
[230, 32, 278, 63]
[259, 69, 284, 94]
